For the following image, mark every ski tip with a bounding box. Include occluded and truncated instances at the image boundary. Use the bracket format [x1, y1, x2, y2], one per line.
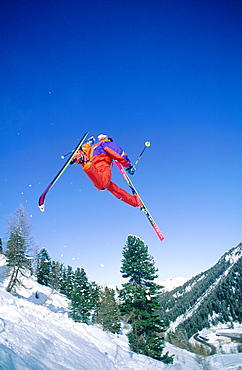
[38, 204, 45, 212]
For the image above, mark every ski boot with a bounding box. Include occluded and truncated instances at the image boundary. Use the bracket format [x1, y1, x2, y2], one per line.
[70, 150, 89, 165]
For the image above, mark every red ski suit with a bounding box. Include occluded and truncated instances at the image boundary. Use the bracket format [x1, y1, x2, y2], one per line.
[79, 139, 139, 207]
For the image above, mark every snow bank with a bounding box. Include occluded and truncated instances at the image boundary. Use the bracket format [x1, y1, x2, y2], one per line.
[0, 255, 242, 369]
[0, 286, 183, 370]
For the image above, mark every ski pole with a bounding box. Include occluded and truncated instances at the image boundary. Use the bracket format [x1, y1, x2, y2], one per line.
[60, 150, 74, 159]
[126, 141, 151, 174]
[133, 141, 150, 170]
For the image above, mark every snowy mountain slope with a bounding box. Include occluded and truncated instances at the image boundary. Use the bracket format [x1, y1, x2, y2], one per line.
[158, 277, 188, 293]
[1, 284, 242, 370]
[0, 285, 192, 370]
[1, 255, 242, 369]
[159, 243, 242, 338]
[168, 266, 230, 333]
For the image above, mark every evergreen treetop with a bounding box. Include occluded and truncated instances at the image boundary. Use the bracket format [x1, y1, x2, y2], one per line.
[119, 235, 172, 363]
[37, 248, 51, 286]
[5, 205, 33, 292]
[121, 235, 159, 286]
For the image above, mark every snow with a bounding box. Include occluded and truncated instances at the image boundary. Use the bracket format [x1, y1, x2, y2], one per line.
[225, 246, 242, 264]
[0, 255, 242, 370]
[190, 325, 242, 356]
[157, 277, 188, 292]
[216, 327, 242, 339]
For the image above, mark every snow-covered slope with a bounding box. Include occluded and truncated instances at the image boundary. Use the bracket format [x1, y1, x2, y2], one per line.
[160, 243, 242, 340]
[0, 255, 242, 370]
[158, 276, 188, 292]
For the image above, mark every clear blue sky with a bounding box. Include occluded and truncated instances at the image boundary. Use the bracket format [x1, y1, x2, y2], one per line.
[1, 0, 241, 286]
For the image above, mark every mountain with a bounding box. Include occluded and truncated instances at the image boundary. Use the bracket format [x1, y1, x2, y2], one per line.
[159, 243, 242, 340]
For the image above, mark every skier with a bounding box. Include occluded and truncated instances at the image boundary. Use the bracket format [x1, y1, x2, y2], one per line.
[72, 134, 143, 207]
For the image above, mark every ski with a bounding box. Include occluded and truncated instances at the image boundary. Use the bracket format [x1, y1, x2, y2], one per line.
[38, 132, 89, 212]
[115, 161, 164, 241]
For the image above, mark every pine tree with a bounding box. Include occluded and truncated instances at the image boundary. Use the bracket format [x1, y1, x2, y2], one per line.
[95, 286, 121, 333]
[65, 265, 75, 298]
[37, 248, 51, 286]
[5, 205, 33, 293]
[73, 267, 84, 289]
[119, 235, 173, 363]
[49, 260, 62, 291]
[0, 238, 3, 254]
[69, 268, 92, 323]
[60, 267, 67, 295]
[89, 281, 101, 312]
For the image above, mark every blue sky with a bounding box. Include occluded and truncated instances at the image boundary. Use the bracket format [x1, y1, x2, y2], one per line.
[1, 0, 241, 286]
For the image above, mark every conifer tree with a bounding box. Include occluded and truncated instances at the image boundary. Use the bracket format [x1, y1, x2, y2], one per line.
[0, 238, 3, 254]
[60, 267, 67, 295]
[69, 268, 92, 323]
[95, 286, 121, 333]
[73, 267, 84, 289]
[119, 235, 173, 363]
[37, 248, 51, 286]
[5, 205, 33, 292]
[65, 265, 75, 298]
[89, 281, 101, 313]
[49, 260, 62, 290]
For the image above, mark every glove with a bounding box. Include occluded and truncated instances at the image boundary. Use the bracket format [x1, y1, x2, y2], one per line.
[70, 151, 83, 165]
[126, 166, 135, 175]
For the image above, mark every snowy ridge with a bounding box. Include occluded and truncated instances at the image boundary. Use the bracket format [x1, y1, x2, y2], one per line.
[224, 244, 242, 264]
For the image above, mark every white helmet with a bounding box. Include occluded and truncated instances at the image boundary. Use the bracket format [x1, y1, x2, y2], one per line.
[98, 134, 108, 141]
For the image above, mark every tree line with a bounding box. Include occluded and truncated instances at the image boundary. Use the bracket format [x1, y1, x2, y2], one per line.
[0, 205, 173, 364]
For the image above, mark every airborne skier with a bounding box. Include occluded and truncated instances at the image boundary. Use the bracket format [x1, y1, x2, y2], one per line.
[71, 134, 143, 207]
[38, 133, 164, 241]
